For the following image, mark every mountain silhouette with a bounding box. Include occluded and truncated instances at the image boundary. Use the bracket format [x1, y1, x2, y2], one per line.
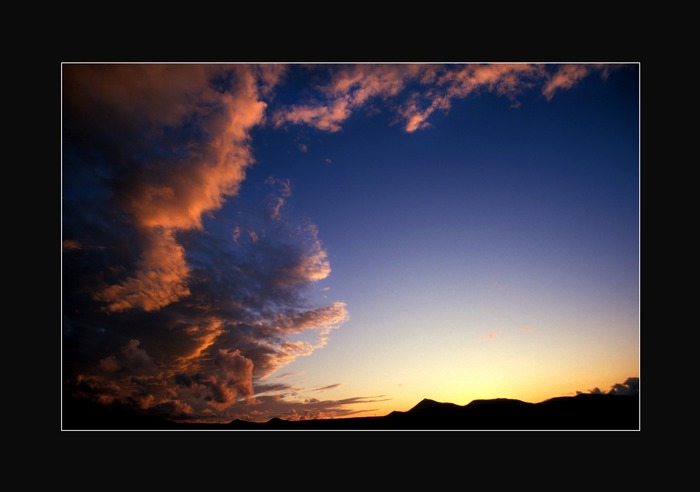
[62, 393, 639, 430]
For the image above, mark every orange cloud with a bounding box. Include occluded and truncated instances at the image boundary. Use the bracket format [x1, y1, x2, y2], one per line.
[94, 229, 191, 312]
[273, 64, 423, 132]
[275, 63, 615, 136]
[440, 63, 545, 98]
[125, 71, 266, 232]
[542, 64, 592, 100]
[324, 64, 408, 101]
[521, 325, 535, 334]
[62, 239, 82, 251]
[253, 64, 288, 98]
[274, 301, 349, 335]
[273, 64, 551, 134]
[274, 98, 352, 132]
[206, 348, 256, 408]
[64, 65, 272, 312]
[400, 64, 545, 132]
[480, 330, 497, 341]
[175, 318, 225, 372]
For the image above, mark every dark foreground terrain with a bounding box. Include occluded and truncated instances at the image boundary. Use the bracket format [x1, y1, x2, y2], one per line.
[62, 393, 639, 430]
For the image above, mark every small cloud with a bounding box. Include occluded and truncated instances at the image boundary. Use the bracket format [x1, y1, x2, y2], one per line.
[98, 339, 160, 376]
[312, 383, 341, 392]
[63, 239, 82, 251]
[324, 158, 332, 164]
[265, 176, 292, 197]
[479, 330, 497, 341]
[542, 64, 594, 101]
[298, 143, 308, 153]
[274, 372, 298, 380]
[265, 176, 293, 220]
[608, 377, 639, 396]
[521, 325, 535, 334]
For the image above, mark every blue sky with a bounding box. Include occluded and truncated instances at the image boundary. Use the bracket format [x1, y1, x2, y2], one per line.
[62, 63, 639, 423]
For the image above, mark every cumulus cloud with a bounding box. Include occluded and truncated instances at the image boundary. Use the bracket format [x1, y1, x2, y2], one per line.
[62, 64, 353, 423]
[185, 348, 256, 408]
[63, 64, 270, 313]
[98, 339, 160, 376]
[64, 195, 350, 420]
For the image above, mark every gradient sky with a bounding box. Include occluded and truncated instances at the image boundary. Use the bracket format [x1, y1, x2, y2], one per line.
[61, 63, 639, 424]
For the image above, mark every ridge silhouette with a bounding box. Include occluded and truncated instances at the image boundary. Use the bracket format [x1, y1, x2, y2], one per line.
[62, 393, 639, 430]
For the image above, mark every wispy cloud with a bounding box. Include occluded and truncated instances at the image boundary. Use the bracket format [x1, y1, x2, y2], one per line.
[265, 176, 293, 220]
[62, 239, 82, 251]
[399, 63, 545, 132]
[542, 65, 597, 100]
[271, 64, 607, 135]
[313, 383, 341, 392]
[273, 64, 418, 132]
[230, 394, 391, 422]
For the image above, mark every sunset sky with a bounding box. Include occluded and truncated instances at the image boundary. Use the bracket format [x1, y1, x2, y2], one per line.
[61, 63, 639, 424]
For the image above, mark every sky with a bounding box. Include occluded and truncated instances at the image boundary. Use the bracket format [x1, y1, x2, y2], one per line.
[61, 63, 640, 424]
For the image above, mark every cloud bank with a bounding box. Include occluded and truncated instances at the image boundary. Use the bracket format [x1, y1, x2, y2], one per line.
[272, 63, 614, 134]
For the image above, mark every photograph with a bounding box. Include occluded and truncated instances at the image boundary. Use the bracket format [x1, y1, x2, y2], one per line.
[61, 62, 640, 431]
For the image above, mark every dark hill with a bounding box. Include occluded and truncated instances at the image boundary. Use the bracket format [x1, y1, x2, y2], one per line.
[62, 393, 639, 430]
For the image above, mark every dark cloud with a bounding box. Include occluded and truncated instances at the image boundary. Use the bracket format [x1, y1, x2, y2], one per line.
[607, 377, 639, 396]
[577, 377, 639, 396]
[62, 64, 353, 423]
[98, 339, 159, 376]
